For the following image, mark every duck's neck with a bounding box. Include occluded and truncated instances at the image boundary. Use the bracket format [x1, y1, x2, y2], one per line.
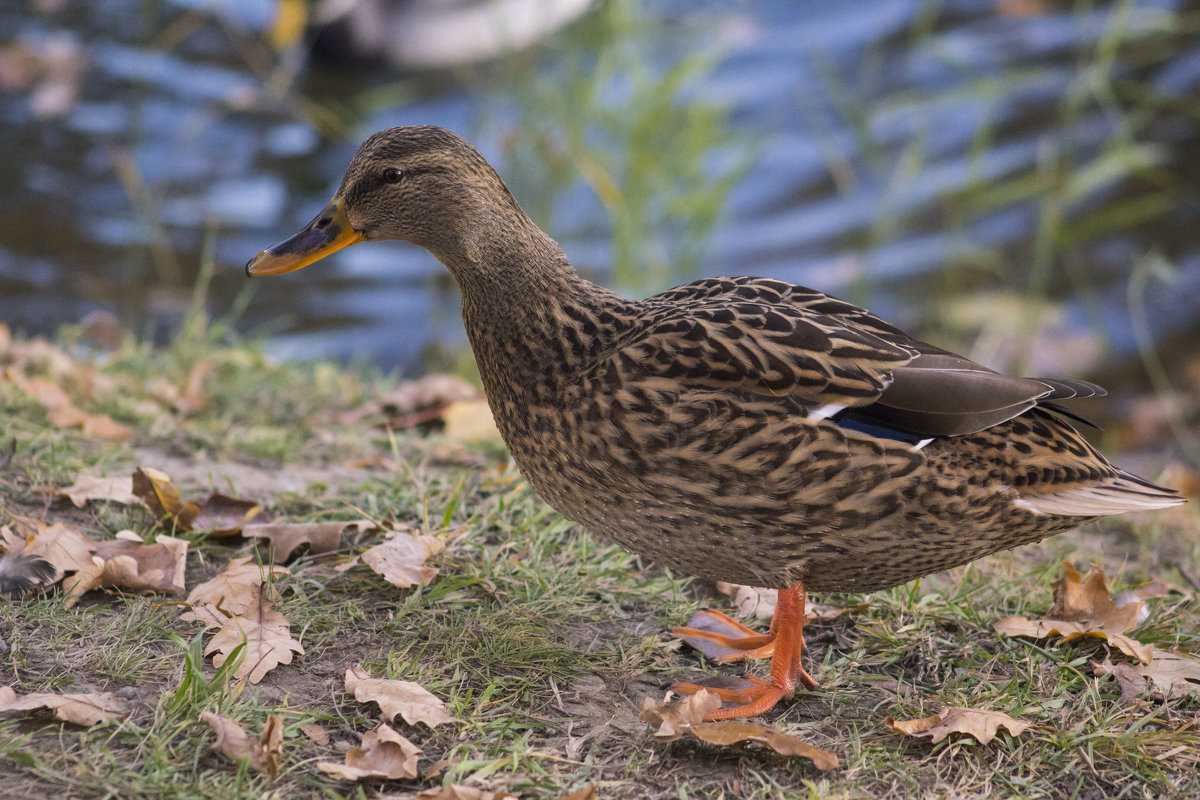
[434, 220, 631, 408]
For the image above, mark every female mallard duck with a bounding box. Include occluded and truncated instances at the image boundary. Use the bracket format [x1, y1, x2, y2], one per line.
[247, 126, 1183, 720]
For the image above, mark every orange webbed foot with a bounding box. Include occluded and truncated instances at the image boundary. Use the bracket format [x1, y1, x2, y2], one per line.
[670, 583, 817, 720]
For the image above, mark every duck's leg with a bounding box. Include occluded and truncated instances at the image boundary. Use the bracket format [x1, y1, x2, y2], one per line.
[671, 583, 817, 720]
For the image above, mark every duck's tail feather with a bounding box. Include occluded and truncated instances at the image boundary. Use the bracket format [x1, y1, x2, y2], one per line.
[1014, 470, 1186, 517]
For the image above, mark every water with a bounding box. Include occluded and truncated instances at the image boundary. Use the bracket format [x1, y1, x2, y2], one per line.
[1, 0, 1197, 378]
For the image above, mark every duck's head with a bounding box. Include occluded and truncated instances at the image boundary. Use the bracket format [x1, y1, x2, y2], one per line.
[246, 126, 526, 277]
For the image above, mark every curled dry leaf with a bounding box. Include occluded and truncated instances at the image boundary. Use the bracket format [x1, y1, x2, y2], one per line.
[1095, 653, 1200, 703]
[344, 666, 453, 728]
[0, 684, 126, 726]
[132, 467, 264, 535]
[713, 583, 869, 624]
[200, 711, 283, 779]
[249, 520, 365, 562]
[886, 707, 1032, 745]
[639, 690, 720, 741]
[182, 556, 288, 617]
[66, 534, 189, 605]
[316, 723, 421, 781]
[360, 530, 445, 589]
[417, 785, 518, 800]
[58, 474, 139, 508]
[133, 466, 199, 528]
[205, 586, 304, 684]
[689, 722, 838, 770]
[638, 692, 837, 770]
[994, 563, 1153, 663]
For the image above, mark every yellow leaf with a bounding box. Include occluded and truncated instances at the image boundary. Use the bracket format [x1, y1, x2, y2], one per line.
[638, 690, 721, 741]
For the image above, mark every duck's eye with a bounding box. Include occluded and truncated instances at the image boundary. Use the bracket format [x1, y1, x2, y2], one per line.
[383, 168, 403, 184]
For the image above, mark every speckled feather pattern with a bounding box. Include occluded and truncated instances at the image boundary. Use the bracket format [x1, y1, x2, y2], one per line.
[325, 127, 1182, 594]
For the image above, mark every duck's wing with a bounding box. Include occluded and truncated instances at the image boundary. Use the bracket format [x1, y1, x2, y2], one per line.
[609, 280, 916, 410]
[610, 276, 1104, 436]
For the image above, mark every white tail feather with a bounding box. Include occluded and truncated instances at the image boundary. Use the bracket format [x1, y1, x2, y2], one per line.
[1014, 473, 1185, 517]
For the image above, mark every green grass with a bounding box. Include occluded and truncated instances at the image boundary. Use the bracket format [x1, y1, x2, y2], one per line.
[1, 325, 1197, 800]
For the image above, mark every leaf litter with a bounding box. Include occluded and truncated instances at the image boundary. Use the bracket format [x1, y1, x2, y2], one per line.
[200, 712, 283, 778]
[316, 723, 422, 781]
[0, 685, 126, 726]
[638, 690, 838, 770]
[344, 666, 454, 728]
[994, 562, 1154, 663]
[886, 707, 1033, 745]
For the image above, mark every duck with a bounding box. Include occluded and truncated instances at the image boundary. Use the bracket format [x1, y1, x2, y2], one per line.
[246, 125, 1184, 720]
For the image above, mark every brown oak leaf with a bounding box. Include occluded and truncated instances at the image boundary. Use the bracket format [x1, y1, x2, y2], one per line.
[1095, 653, 1200, 702]
[344, 666, 453, 728]
[315, 723, 421, 780]
[359, 530, 445, 588]
[0, 685, 126, 726]
[638, 691, 837, 769]
[886, 707, 1032, 745]
[205, 586, 303, 683]
[200, 711, 283, 778]
[994, 563, 1153, 663]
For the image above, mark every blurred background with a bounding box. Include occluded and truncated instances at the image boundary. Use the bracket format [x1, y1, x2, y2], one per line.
[1, 0, 1198, 452]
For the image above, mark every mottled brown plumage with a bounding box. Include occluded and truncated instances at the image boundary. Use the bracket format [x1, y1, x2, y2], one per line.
[248, 126, 1183, 718]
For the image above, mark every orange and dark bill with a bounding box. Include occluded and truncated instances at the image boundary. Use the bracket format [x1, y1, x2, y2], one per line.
[245, 196, 363, 277]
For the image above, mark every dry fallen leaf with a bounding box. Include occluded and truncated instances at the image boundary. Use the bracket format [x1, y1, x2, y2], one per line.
[65, 533, 188, 605]
[638, 692, 837, 769]
[441, 398, 501, 442]
[133, 466, 199, 529]
[344, 666, 453, 728]
[416, 785, 518, 800]
[248, 521, 361, 562]
[182, 556, 289, 617]
[200, 711, 283, 778]
[639, 690, 721, 741]
[886, 707, 1032, 745]
[191, 494, 264, 537]
[205, 586, 304, 684]
[994, 563, 1153, 663]
[4, 369, 130, 441]
[0, 684, 126, 726]
[300, 722, 330, 746]
[58, 474, 139, 508]
[316, 723, 421, 781]
[359, 530, 445, 588]
[1095, 653, 1200, 703]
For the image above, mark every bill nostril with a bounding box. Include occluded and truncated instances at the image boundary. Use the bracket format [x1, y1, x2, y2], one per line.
[317, 216, 332, 228]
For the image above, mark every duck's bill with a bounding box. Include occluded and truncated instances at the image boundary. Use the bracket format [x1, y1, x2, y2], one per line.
[245, 197, 363, 277]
